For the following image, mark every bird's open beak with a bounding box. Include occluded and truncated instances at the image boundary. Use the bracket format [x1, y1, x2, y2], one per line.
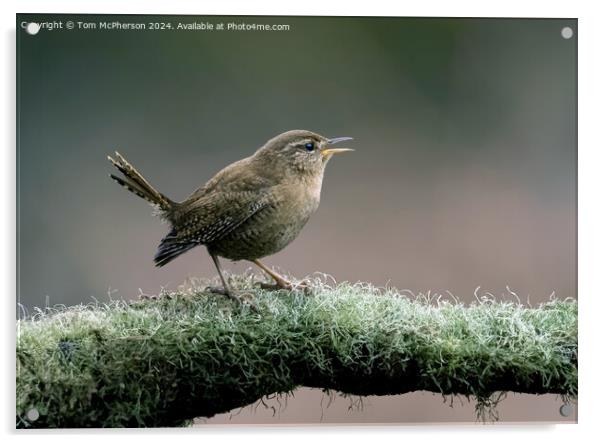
[322, 136, 354, 157]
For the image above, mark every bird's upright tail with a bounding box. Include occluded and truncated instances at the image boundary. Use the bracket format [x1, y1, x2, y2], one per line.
[108, 152, 175, 215]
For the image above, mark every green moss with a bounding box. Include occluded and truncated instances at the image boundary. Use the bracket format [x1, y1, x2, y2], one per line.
[16, 274, 577, 428]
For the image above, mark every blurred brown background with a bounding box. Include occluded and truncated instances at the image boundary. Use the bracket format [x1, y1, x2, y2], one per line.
[17, 15, 576, 423]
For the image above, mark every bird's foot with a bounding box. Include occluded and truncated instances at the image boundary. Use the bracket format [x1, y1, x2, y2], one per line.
[205, 286, 258, 312]
[205, 285, 228, 296]
[257, 279, 311, 293]
[138, 292, 174, 301]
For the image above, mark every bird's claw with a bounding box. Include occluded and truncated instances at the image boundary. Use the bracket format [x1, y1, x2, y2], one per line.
[138, 293, 173, 301]
[257, 279, 311, 293]
[205, 285, 228, 295]
[205, 286, 259, 312]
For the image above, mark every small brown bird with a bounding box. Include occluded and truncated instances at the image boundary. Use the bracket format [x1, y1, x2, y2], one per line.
[108, 130, 353, 303]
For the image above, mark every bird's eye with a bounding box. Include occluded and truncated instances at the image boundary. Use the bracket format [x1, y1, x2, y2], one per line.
[304, 142, 315, 151]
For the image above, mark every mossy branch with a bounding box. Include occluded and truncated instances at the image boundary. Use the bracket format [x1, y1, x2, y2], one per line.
[16, 275, 577, 428]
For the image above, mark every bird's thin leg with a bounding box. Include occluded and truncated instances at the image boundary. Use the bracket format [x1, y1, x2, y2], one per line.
[208, 254, 258, 311]
[208, 254, 239, 302]
[252, 259, 308, 290]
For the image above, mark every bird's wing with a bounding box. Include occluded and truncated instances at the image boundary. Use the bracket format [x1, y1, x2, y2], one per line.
[173, 190, 271, 244]
[171, 159, 275, 244]
[155, 188, 272, 261]
[154, 155, 275, 266]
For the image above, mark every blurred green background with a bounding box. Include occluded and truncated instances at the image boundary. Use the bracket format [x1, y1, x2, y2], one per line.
[17, 15, 576, 423]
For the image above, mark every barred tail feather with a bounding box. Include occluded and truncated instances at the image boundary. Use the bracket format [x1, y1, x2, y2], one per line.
[108, 151, 174, 212]
[109, 173, 154, 204]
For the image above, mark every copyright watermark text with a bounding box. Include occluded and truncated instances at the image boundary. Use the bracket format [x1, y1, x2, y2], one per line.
[21, 20, 292, 34]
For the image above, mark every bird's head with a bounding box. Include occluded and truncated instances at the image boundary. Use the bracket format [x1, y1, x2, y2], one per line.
[253, 130, 353, 178]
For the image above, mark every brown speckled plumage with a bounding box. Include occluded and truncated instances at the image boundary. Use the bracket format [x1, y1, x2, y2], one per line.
[108, 129, 353, 302]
